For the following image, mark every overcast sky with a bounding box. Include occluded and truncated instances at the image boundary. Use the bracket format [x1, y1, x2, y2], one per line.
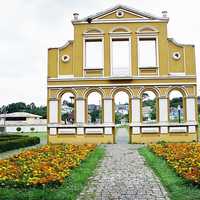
[0, 0, 199, 106]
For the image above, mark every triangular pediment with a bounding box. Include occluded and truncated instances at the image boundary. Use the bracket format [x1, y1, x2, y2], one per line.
[75, 5, 166, 24]
[97, 8, 147, 20]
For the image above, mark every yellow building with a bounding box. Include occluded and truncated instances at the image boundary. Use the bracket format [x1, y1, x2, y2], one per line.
[47, 5, 198, 144]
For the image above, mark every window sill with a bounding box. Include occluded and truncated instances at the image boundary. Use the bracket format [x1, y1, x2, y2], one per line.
[139, 66, 159, 69]
[84, 68, 103, 70]
[109, 76, 133, 80]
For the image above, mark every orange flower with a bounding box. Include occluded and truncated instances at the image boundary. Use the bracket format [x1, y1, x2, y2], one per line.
[0, 144, 96, 187]
[149, 143, 200, 184]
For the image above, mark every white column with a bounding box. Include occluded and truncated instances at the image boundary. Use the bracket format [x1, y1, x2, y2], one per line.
[103, 98, 113, 125]
[131, 97, 140, 124]
[76, 97, 85, 125]
[49, 128, 57, 135]
[186, 97, 196, 123]
[49, 99, 58, 123]
[159, 97, 168, 133]
[131, 97, 141, 134]
[159, 97, 168, 123]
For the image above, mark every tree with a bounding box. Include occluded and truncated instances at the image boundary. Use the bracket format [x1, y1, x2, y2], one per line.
[0, 103, 47, 119]
[124, 114, 129, 123]
[30, 127, 35, 132]
[5, 102, 26, 113]
[90, 109, 100, 123]
[170, 97, 183, 108]
[62, 113, 68, 124]
[150, 107, 156, 120]
[115, 112, 122, 124]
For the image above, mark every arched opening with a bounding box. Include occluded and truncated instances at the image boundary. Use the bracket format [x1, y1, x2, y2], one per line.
[61, 92, 75, 124]
[87, 91, 102, 124]
[85, 28, 103, 34]
[111, 26, 130, 33]
[142, 90, 157, 123]
[114, 91, 129, 143]
[169, 90, 184, 123]
[137, 26, 158, 33]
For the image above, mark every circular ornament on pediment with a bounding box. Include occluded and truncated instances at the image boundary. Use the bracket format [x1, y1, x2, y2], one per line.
[116, 10, 124, 18]
[61, 55, 70, 62]
[172, 52, 181, 60]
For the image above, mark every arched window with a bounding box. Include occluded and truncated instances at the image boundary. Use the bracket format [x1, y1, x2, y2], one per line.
[169, 90, 184, 123]
[87, 92, 102, 124]
[142, 91, 157, 123]
[61, 92, 75, 124]
[111, 26, 130, 33]
[85, 29, 102, 34]
[137, 26, 158, 33]
[114, 91, 129, 124]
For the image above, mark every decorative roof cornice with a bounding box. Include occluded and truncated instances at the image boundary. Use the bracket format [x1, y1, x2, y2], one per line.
[168, 38, 194, 47]
[48, 40, 73, 50]
[72, 4, 169, 24]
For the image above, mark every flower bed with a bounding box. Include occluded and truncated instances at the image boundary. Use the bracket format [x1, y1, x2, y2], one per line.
[149, 143, 200, 184]
[0, 144, 96, 188]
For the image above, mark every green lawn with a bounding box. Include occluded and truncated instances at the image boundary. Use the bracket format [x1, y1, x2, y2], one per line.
[139, 147, 200, 200]
[0, 146, 105, 200]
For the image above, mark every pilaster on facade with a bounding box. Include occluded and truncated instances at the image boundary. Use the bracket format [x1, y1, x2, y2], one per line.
[158, 96, 168, 124]
[103, 96, 113, 126]
[49, 98, 58, 124]
[186, 96, 196, 123]
[75, 96, 85, 125]
[131, 96, 141, 124]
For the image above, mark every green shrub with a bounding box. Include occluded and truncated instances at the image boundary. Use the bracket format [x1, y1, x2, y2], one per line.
[16, 127, 21, 133]
[0, 136, 40, 153]
[30, 127, 35, 132]
[0, 135, 25, 137]
[0, 135, 28, 141]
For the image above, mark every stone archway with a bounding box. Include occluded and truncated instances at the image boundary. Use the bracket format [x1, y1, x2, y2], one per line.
[112, 89, 131, 144]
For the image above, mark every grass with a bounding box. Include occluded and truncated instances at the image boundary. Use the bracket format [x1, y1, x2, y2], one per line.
[115, 124, 129, 129]
[139, 146, 200, 200]
[0, 146, 105, 200]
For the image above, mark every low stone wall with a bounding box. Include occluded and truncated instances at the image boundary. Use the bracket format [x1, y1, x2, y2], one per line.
[131, 133, 197, 144]
[48, 135, 113, 144]
[5, 125, 47, 133]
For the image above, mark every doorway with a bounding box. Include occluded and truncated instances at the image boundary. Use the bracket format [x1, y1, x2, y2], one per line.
[114, 91, 130, 144]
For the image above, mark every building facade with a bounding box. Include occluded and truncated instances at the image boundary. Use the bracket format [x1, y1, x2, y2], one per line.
[0, 112, 47, 133]
[47, 5, 198, 144]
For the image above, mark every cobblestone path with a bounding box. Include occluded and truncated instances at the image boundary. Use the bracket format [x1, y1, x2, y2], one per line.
[78, 144, 169, 200]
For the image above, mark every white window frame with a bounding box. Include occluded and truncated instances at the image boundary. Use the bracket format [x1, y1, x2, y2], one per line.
[110, 33, 132, 77]
[137, 35, 159, 70]
[83, 36, 104, 71]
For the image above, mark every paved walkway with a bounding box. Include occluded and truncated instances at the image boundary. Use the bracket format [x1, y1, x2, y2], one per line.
[116, 127, 129, 144]
[78, 144, 169, 200]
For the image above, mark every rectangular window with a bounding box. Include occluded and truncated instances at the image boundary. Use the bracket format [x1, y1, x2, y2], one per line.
[85, 39, 103, 69]
[138, 38, 157, 68]
[112, 38, 130, 76]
